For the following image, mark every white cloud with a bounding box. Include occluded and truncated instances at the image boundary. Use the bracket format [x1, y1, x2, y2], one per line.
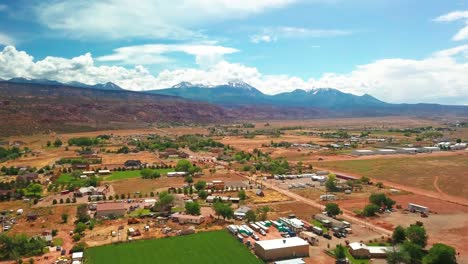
[97, 44, 239, 68]
[0, 4, 7, 11]
[1, 45, 467, 105]
[250, 26, 351, 43]
[434, 10, 468, 41]
[36, 0, 298, 40]
[0, 33, 14, 46]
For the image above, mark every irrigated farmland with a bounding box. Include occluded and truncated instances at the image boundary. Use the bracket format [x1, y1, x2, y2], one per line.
[85, 231, 263, 264]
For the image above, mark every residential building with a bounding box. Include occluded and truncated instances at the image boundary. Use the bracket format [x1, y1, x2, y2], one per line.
[254, 237, 309, 261]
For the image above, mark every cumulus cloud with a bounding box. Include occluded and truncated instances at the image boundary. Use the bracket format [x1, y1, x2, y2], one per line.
[1, 45, 467, 104]
[97, 44, 239, 68]
[250, 26, 351, 43]
[0, 33, 15, 46]
[36, 0, 298, 40]
[434, 10, 468, 41]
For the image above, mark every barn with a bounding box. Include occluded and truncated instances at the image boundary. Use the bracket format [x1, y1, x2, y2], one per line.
[254, 237, 309, 261]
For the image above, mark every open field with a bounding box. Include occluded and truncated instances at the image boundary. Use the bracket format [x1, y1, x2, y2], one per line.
[85, 231, 262, 264]
[104, 169, 175, 181]
[317, 153, 468, 199]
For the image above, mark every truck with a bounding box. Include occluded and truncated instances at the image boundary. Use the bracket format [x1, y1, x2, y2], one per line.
[312, 226, 323, 235]
[227, 225, 238, 235]
[249, 223, 260, 232]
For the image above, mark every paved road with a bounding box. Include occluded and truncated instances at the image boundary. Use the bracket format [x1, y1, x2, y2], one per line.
[238, 173, 392, 237]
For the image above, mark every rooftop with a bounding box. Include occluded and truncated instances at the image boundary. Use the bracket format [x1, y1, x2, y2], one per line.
[256, 237, 308, 250]
[96, 202, 126, 211]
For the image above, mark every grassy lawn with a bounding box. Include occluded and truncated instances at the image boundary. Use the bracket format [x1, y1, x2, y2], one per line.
[319, 155, 468, 198]
[53, 237, 63, 246]
[128, 208, 151, 217]
[85, 231, 263, 264]
[311, 220, 329, 233]
[104, 169, 175, 181]
[56, 173, 87, 186]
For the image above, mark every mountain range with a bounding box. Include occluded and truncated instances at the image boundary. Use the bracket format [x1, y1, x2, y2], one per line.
[0, 78, 467, 136]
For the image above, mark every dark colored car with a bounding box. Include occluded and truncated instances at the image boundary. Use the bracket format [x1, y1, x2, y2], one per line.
[333, 232, 342, 238]
[323, 233, 332, 240]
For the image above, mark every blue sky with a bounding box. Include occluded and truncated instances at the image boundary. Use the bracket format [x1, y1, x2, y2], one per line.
[0, 0, 467, 104]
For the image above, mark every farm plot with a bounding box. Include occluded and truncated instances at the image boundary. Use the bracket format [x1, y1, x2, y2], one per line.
[85, 231, 262, 264]
[104, 169, 175, 181]
[318, 153, 468, 199]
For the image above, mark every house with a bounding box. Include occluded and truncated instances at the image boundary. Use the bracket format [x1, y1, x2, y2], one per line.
[124, 160, 142, 167]
[82, 171, 95, 176]
[42, 235, 53, 246]
[254, 237, 309, 261]
[16, 173, 38, 182]
[171, 212, 205, 224]
[234, 206, 251, 220]
[212, 180, 225, 190]
[72, 164, 90, 170]
[75, 186, 105, 197]
[274, 259, 306, 264]
[352, 150, 375, 156]
[72, 252, 83, 262]
[167, 171, 188, 177]
[348, 242, 393, 258]
[98, 169, 111, 175]
[95, 202, 127, 218]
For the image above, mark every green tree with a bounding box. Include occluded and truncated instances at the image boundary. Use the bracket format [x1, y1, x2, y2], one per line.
[325, 174, 338, 192]
[185, 201, 201, 215]
[362, 204, 379, 216]
[175, 159, 192, 172]
[213, 202, 234, 220]
[25, 184, 43, 198]
[325, 203, 342, 217]
[61, 213, 68, 224]
[154, 191, 174, 212]
[238, 190, 247, 200]
[53, 139, 62, 148]
[245, 210, 256, 222]
[74, 222, 87, 234]
[406, 225, 428, 248]
[360, 176, 370, 184]
[422, 243, 456, 264]
[46, 141, 51, 147]
[194, 180, 206, 191]
[392, 225, 407, 244]
[198, 190, 208, 199]
[401, 241, 424, 264]
[387, 249, 411, 264]
[334, 244, 347, 260]
[369, 193, 395, 209]
[184, 175, 193, 184]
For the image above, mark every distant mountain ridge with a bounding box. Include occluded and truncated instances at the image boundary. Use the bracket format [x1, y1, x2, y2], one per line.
[6, 78, 124, 91]
[148, 81, 388, 109]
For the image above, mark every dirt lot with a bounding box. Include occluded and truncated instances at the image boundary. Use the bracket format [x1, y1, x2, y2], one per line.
[317, 152, 468, 200]
[245, 189, 291, 204]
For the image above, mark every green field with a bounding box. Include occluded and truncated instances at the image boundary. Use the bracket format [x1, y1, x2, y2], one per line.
[85, 231, 263, 264]
[56, 173, 87, 185]
[319, 154, 468, 198]
[104, 169, 174, 181]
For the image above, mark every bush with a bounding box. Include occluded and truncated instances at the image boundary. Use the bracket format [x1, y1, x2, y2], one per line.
[52, 199, 57, 205]
[72, 233, 82, 242]
[362, 204, 379, 216]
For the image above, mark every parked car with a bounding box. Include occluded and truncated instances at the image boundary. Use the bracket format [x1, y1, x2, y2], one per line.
[323, 233, 332, 240]
[259, 229, 266, 236]
[333, 232, 342, 238]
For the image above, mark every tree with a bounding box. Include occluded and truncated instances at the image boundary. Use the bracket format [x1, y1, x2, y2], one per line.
[74, 222, 87, 234]
[175, 159, 192, 172]
[213, 202, 233, 220]
[53, 139, 62, 148]
[185, 201, 201, 215]
[52, 199, 57, 205]
[392, 225, 406, 244]
[154, 191, 174, 212]
[422, 243, 456, 264]
[245, 210, 256, 222]
[61, 213, 68, 224]
[334, 244, 347, 260]
[184, 176, 193, 184]
[387, 249, 411, 264]
[198, 190, 208, 199]
[238, 190, 247, 200]
[194, 180, 206, 191]
[406, 225, 427, 248]
[401, 241, 424, 264]
[325, 174, 338, 192]
[257, 206, 270, 221]
[46, 141, 51, 147]
[360, 176, 370, 184]
[369, 193, 395, 209]
[25, 184, 43, 198]
[325, 203, 342, 217]
[362, 204, 379, 216]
